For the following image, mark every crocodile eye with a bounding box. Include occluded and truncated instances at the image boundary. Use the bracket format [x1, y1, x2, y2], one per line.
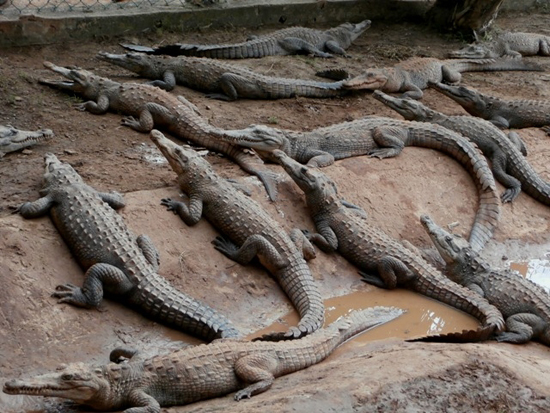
[61, 374, 74, 381]
[445, 236, 453, 244]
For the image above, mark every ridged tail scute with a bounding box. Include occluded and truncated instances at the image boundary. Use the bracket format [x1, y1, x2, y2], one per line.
[119, 43, 156, 54]
[131, 274, 241, 341]
[469, 186, 501, 252]
[334, 306, 405, 344]
[407, 324, 496, 343]
[451, 58, 544, 73]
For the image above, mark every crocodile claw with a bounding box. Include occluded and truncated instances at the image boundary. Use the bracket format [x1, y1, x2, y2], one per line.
[161, 198, 178, 213]
[211, 235, 239, 257]
[501, 188, 521, 203]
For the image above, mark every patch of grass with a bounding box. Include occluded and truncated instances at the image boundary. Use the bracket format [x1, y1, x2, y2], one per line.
[267, 116, 279, 125]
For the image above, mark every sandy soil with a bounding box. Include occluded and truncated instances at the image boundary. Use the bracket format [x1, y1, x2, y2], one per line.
[1, 12, 550, 413]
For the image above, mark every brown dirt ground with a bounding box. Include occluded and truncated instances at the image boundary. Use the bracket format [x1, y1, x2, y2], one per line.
[1, 11, 550, 413]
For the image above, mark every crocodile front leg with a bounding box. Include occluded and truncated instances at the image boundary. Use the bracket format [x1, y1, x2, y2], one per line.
[441, 65, 462, 84]
[75, 95, 110, 115]
[489, 116, 510, 129]
[161, 195, 203, 226]
[98, 191, 126, 210]
[125, 389, 161, 413]
[53, 263, 134, 308]
[278, 37, 334, 58]
[399, 83, 424, 100]
[136, 234, 160, 271]
[147, 70, 176, 91]
[496, 313, 546, 344]
[302, 149, 335, 167]
[212, 235, 289, 269]
[325, 40, 350, 57]
[18, 196, 55, 218]
[304, 221, 338, 253]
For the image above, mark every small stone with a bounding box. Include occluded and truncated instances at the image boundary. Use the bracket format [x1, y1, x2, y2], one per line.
[14, 96, 23, 102]
[64, 149, 77, 155]
[501, 255, 508, 261]
[21, 149, 33, 155]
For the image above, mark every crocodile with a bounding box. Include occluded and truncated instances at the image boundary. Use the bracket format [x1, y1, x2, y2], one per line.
[421, 215, 550, 345]
[373, 89, 550, 206]
[0, 125, 53, 157]
[3, 306, 403, 411]
[18, 153, 240, 340]
[428, 81, 550, 129]
[317, 57, 542, 99]
[39, 62, 278, 201]
[121, 20, 371, 58]
[271, 149, 505, 341]
[97, 52, 347, 101]
[150, 129, 325, 341]
[221, 117, 501, 251]
[449, 32, 550, 59]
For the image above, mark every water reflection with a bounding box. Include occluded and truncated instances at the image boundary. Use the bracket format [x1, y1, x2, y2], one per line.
[250, 289, 479, 342]
[510, 259, 550, 292]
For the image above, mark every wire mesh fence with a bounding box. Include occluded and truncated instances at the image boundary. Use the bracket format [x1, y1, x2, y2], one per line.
[0, 0, 190, 18]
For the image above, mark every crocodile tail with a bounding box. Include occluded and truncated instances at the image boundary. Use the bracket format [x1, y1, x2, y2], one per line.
[450, 58, 544, 73]
[507, 147, 550, 206]
[469, 185, 501, 252]
[119, 43, 156, 54]
[316, 68, 351, 81]
[130, 274, 242, 341]
[407, 324, 496, 343]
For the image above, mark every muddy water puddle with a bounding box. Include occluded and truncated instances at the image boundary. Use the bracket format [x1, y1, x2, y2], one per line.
[510, 259, 550, 292]
[248, 288, 479, 343]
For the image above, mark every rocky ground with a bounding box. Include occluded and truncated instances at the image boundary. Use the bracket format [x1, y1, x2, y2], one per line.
[1, 11, 550, 413]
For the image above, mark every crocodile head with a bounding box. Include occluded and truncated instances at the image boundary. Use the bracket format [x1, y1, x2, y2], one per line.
[97, 52, 161, 78]
[372, 90, 435, 122]
[428, 82, 488, 113]
[40, 153, 84, 194]
[342, 69, 388, 90]
[222, 124, 288, 151]
[149, 129, 213, 185]
[330, 19, 372, 47]
[3, 362, 111, 408]
[448, 44, 492, 59]
[419, 215, 470, 266]
[0, 125, 53, 156]
[39, 61, 116, 99]
[272, 149, 339, 206]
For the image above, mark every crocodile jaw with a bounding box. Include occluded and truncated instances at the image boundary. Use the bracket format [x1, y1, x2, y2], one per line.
[97, 52, 150, 75]
[39, 61, 93, 93]
[0, 127, 53, 153]
[348, 19, 372, 41]
[222, 124, 286, 151]
[420, 215, 466, 265]
[3, 365, 103, 405]
[150, 129, 195, 176]
[448, 45, 489, 59]
[372, 90, 425, 121]
[343, 70, 387, 90]
[428, 82, 485, 110]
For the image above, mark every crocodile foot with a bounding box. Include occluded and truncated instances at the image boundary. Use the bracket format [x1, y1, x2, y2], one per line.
[359, 271, 387, 289]
[212, 235, 239, 259]
[234, 388, 253, 401]
[501, 187, 521, 203]
[161, 198, 179, 212]
[495, 331, 529, 344]
[121, 116, 141, 129]
[52, 284, 89, 307]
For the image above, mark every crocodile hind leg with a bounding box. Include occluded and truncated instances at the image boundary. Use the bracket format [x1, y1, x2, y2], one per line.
[207, 73, 258, 101]
[136, 234, 160, 271]
[507, 131, 527, 156]
[278, 37, 334, 58]
[121, 102, 176, 133]
[495, 313, 546, 343]
[360, 256, 416, 289]
[212, 235, 289, 269]
[98, 191, 126, 210]
[52, 263, 134, 308]
[289, 228, 316, 261]
[369, 126, 406, 158]
[233, 354, 277, 400]
[441, 65, 462, 84]
[490, 154, 522, 203]
[18, 196, 54, 218]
